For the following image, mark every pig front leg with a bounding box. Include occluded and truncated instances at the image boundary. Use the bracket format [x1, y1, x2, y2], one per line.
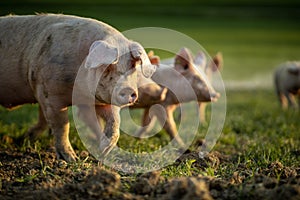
[25, 106, 48, 140]
[96, 105, 121, 156]
[199, 102, 207, 124]
[150, 104, 185, 148]
[282, 92, 297, 109]
[161, 105, 185, 148]
[77, 105, 120, 157]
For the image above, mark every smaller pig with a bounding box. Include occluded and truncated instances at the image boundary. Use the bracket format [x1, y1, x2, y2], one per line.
[274, 61, 300, 109]
[155, 50, 223, 123]
[131, 48, 220, 147]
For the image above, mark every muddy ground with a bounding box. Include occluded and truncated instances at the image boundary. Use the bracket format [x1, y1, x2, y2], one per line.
[0, 146, 299, 200]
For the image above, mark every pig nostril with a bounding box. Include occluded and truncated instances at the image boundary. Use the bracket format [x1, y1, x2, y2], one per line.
[119, 88, 137, 104]
[210, 92, 220, 102]
[213, 92, 220, 98]
[131, 93, 137, 101]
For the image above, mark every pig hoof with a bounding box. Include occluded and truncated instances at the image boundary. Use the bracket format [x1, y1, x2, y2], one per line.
[25, 127, 47, 141]
[99, 135, 118, 157]
[99, 145, 114, 158]
[56, 147, 78, 162]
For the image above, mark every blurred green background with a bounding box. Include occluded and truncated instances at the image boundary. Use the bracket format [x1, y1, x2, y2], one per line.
[1, 0, 300, 88]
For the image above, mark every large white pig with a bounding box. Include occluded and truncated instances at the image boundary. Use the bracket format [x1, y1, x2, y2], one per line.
[0, 14, 160, 162]
[274, 61, 300, 109]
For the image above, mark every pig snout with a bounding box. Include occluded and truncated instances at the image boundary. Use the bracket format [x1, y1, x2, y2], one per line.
[118, 87, 138, 105]
[196, 82, 220, 103]
[203, 87, 220, 102]
[210, 92, 220, 102]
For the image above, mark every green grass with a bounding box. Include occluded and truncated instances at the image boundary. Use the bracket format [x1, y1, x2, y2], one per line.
[1, 90, 299, 179]
[160, 89, 300, 179]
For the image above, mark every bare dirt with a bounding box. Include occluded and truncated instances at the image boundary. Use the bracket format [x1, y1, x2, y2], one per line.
[0, 146, 299, 200]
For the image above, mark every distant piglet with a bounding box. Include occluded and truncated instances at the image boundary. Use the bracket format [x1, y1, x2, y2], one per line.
[274, 61, 300, 109]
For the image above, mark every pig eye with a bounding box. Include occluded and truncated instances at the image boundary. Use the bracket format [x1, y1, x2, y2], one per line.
[131, 60, 138, 69]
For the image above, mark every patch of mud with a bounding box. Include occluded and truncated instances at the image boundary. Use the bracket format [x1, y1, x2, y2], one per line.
[176, 150, 229, 171]
[0, 148, 299, 200]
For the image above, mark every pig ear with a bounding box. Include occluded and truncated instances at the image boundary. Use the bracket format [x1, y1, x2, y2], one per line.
[147, 50, 154, 58]
[130, 42, 156, 78]
[287, 65, 300, 75]
[147, 51, 160, 66]
[175, 47, 193, 71]
[130, 42, 145, 62]
[194, 51, 207, 68]
[85, 40, 118, 69]
[211, 52, 223, 72]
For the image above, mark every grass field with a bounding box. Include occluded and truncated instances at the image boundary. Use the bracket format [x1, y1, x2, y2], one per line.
[0, 89, 299, 198]
[0, 2, 300, 199]
[1, 89, 299, 171]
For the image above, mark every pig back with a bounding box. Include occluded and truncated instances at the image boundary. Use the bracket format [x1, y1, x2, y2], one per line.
[0, 14, 123, 108]
[0, 15, 39, 107]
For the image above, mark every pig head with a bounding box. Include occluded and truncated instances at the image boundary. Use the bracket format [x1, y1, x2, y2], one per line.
[152, 48, 220, 104]
[76, 40, 156, 107]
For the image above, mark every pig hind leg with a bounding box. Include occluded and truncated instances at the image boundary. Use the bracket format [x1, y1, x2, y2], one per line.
[43, 105, 77, 162]
[286, 92, 298, 109]
[36, 90, 77, 162]
[134, 108, 158, 138]
[281, 92, 298, 110]
[297, 91, 300, 109]
[280, 93, 288, 110]
[25, 106, 48, 140]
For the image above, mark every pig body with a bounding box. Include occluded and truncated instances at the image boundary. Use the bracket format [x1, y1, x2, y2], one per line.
[131, 48, 220, 147]
[0, 14, 158, 161]
[274, 61, 300, 109]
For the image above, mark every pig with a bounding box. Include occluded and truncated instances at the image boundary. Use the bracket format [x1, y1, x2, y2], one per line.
[0, 14, 161, 162]
[152, 50, 223, 123]
[274, 61, 300, 109]
[131, 48, 220, 147]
